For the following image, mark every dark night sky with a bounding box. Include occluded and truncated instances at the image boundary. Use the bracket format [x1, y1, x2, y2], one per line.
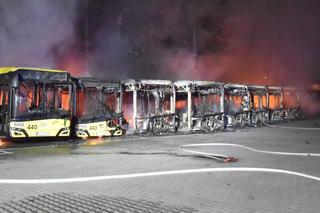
[0, 0, 319, 86]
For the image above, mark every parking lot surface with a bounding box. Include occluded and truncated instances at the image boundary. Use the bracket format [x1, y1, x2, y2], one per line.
[0, 119, 320, 212]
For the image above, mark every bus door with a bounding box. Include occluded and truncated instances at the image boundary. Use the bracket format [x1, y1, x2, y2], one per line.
[0, 85, 9, 136]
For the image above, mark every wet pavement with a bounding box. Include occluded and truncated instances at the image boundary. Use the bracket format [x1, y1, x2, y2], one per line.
[0, 119, 320, 212]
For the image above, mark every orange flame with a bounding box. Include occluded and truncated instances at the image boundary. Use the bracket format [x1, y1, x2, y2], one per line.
[176, 100, 187, 110]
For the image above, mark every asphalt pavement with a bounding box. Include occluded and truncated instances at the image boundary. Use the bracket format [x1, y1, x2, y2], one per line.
[0, 119, 320, 213]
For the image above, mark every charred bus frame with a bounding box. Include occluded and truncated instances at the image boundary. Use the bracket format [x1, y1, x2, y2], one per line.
[123, 79, 177, 134]
[247, 85, 269, 126]
[173, 81, 224, 132]
[267, 86, 284, 122]
[224, 83, 251, 128]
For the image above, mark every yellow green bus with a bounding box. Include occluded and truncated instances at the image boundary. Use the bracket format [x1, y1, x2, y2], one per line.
[0, 67, 73, 140]
[74, 78, 126, 138]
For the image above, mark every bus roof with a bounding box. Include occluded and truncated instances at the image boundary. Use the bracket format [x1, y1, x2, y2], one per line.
[0, 66, 68, 75]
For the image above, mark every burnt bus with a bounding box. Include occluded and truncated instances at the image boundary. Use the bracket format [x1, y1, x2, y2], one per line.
[0, 67, 72, 140]
[173, 81, 224, 132]
[267, 86, 284, 122]
[123, 79, 177, 135]
[74, 78, 126, 138]
[224, 83, 251, 128]
[247, 85, 269, 126]
[0, 67, 305, 142]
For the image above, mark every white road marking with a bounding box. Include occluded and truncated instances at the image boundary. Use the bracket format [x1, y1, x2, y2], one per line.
[0, 150, 13, 156]
[179, 143, 320, 157]
[264, 122, 320, 131]
[0, 167, 319, 184]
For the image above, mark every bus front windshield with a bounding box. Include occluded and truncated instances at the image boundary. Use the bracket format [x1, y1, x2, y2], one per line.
[12, 81, 70, 119]
[77, 88, 118, 121]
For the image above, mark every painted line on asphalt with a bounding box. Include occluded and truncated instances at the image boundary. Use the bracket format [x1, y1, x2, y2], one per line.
[0, 150, 13, 156]
[0, 167, 319, 184]
[264, 122, 320, 131]
[180, 143, 320, 157]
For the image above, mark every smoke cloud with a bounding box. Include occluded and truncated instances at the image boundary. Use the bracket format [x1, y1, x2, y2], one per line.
[0, 0, 79, 72]
[0, 0, 319, 86]
[87, 0, 320, 86]
[86, 0, 228, 80]
[218, 0, 320, 86]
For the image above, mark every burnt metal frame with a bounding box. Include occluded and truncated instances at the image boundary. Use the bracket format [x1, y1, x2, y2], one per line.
[266, 86, 284, 122]
[224, 83, 251, 128]
[174, 81, 224, 132]
[247, 85, 269, 125]
[123, 79, 176, 133]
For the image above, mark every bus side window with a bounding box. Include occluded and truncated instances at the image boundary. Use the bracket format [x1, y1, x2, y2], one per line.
[0, 90, 3, 108]
[0, 86, 8, 126]
[58, 87, 70, 110]
[0, 88, 2, 124]
[61, 91, 69, 110]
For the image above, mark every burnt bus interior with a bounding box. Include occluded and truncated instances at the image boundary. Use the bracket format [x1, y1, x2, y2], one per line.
[14, 74, 71, 120]
[74, 78, 126, 137]
[13, 70, 71, 120]
[174, 81, 196, 131]
[123, 79, 177, 134]
[0, 69, 72, 138]
[267, 86, 284, 122]
[174, 81, 224, 132]
[122, 79, 135, 131]
[247, 85, 269, 126]
[224, 83, 251, 127]
[0, 77, 9, 137]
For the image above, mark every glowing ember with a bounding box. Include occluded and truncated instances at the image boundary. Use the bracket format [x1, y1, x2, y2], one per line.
[176, 100, 187, 110]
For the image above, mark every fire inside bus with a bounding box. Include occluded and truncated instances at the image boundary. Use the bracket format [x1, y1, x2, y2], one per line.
[0, 67, 72, 139]
[247, 85, 269, 125]
[223, 83, 251, 127]
[174, 81, 224, 132]
[267, 86, 284, 122]
[74, 78, 126, 138]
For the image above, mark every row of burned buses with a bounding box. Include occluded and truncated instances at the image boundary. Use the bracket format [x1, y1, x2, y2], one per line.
[0, 67, 302, 140]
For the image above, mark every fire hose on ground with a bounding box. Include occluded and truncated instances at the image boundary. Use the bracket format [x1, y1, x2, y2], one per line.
[178, 143, 238, 163]
[179, 142, 320, 163]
